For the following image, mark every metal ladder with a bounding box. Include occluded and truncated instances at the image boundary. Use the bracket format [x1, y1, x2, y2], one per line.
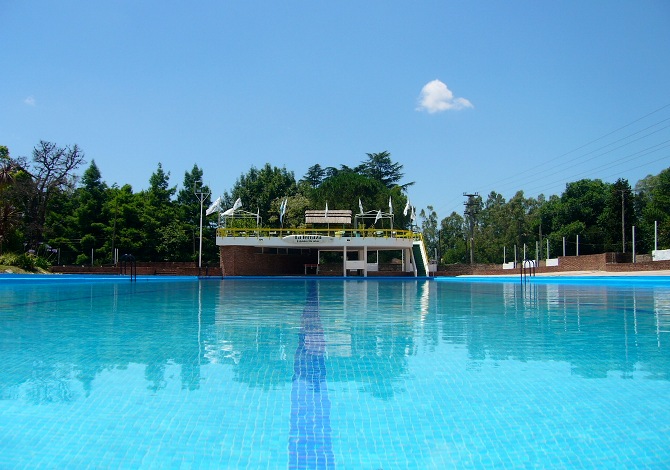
[119, 254, 137, 281]
[520, 259, 535, 284]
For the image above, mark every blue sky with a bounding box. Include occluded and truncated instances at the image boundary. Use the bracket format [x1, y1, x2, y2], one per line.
[2, 1, 670, 219]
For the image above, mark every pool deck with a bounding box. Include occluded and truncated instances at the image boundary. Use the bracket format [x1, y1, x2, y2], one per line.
[457, 269, 670, 277]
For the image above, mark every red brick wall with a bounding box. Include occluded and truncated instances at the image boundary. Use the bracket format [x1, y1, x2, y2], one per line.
[49, 251, 669, 277]
[219, 246, 318, 276]
[51, 262, 222, 276]
[435, 253, 670, 277]
[219, 248, 418, 276]
[439, 262, 534, 276]
[554, 253, 609, 271]
[605, 260, 670, 272]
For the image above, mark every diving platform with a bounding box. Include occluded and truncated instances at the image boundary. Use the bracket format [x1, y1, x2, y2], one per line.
[215, 207, 429, 277]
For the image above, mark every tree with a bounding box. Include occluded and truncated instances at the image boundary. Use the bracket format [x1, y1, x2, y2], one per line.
[177, 164, 209, 225]
[21, 141, 85, 249]
[525, 194, 546, 260]
[44, 186, 78, 263]
[440, 212, 467, 264]
[137, 163, 179, 260]
[500, 191, 535, 260]
[312, 171, 383, 212]
[462, 193, 482, 263]
[156, 220, 191, 262]
[641, 167, 670, 250]
[300, 164, 326, 188]
[177, 165, 218, 264]
[599, 178, 635, 253]
[554, 179, 609, 255]
[147, 162, 175, 206]
[310, 171, 410, 228]
[477, 191, 508, 263]
[356, 151, 413, 190]
[323, 166, 343, 179]
[419, 206, 438, 260]
[101, 184, 144, 261]
[224, 163, 297, 227]
[0, 146, 23, 253]
[541, 194, 563, 258]
[72, 161, 109, 263]
[268, 193, 311, 227]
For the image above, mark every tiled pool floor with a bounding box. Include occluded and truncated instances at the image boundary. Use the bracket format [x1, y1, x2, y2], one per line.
[1, 277, 669, 467]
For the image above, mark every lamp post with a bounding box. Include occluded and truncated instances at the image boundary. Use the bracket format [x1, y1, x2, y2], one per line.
[194, 180, 211, 269]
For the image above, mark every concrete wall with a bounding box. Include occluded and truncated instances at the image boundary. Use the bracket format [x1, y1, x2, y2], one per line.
[653, 249, 670, 261]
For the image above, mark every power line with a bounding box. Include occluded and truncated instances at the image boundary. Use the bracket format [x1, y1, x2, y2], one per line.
[518, 143, 670, 196]
[487, 118, 670, 197]
[440, 103, 670, 215]
[482, 103, 670, 191]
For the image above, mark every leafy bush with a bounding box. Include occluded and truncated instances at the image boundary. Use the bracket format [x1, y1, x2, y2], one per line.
[34, 256, 51, 270]
[0, 252, 51, 271]
[15, 253, 36, 271]
[0, 253, 19, 266]
[75, 254, 90, 265]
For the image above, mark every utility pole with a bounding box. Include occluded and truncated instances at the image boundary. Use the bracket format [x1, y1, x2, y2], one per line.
[437, 229, 442, 264]
[463, 193, 479, 265]
[111, 196, 117, 264]
[621, 190, 626, 253]
[194, 180, 211, 269]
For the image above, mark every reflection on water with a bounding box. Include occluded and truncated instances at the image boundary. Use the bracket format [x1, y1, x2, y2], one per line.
[288, 281, 334, 469]
[3, 278, 670, 467]
[2, 279, 670, 403]
[206, 279, 422, 399]
[449, 281, 670, 380]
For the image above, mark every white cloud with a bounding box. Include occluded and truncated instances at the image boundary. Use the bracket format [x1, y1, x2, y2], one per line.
[416, 79, 472, 113]
[24, 96, 36, 106]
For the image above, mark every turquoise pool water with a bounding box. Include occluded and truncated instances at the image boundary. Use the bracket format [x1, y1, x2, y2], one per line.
[1, 275, 670, 468]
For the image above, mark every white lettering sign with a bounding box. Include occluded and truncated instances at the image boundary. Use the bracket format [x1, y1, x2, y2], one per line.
[283, 234, 326, 244]
[294, 235, 322, 243]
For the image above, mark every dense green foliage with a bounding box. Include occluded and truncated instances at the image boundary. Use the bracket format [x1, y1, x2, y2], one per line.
[0, 145, 414, 265]
[422, 175, 670, 264]
[0, 142, 220, 265]
[1, 142, 669, 266]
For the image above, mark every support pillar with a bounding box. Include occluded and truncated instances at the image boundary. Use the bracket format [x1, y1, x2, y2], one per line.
[363, 246, 368, 277]
[343, 246, 347, 277]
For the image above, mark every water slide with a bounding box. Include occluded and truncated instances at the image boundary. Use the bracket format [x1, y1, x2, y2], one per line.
[412, 239, 429, 276]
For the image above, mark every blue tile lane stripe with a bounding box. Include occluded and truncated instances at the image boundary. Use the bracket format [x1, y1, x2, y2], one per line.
[288, 282, 334, 469]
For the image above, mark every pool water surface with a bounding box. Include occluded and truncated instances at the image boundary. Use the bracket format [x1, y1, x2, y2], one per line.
[1, 276, 669, 468]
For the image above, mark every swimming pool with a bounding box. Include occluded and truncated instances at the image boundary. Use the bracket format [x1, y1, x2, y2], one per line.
[1, 276, 669, 468]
